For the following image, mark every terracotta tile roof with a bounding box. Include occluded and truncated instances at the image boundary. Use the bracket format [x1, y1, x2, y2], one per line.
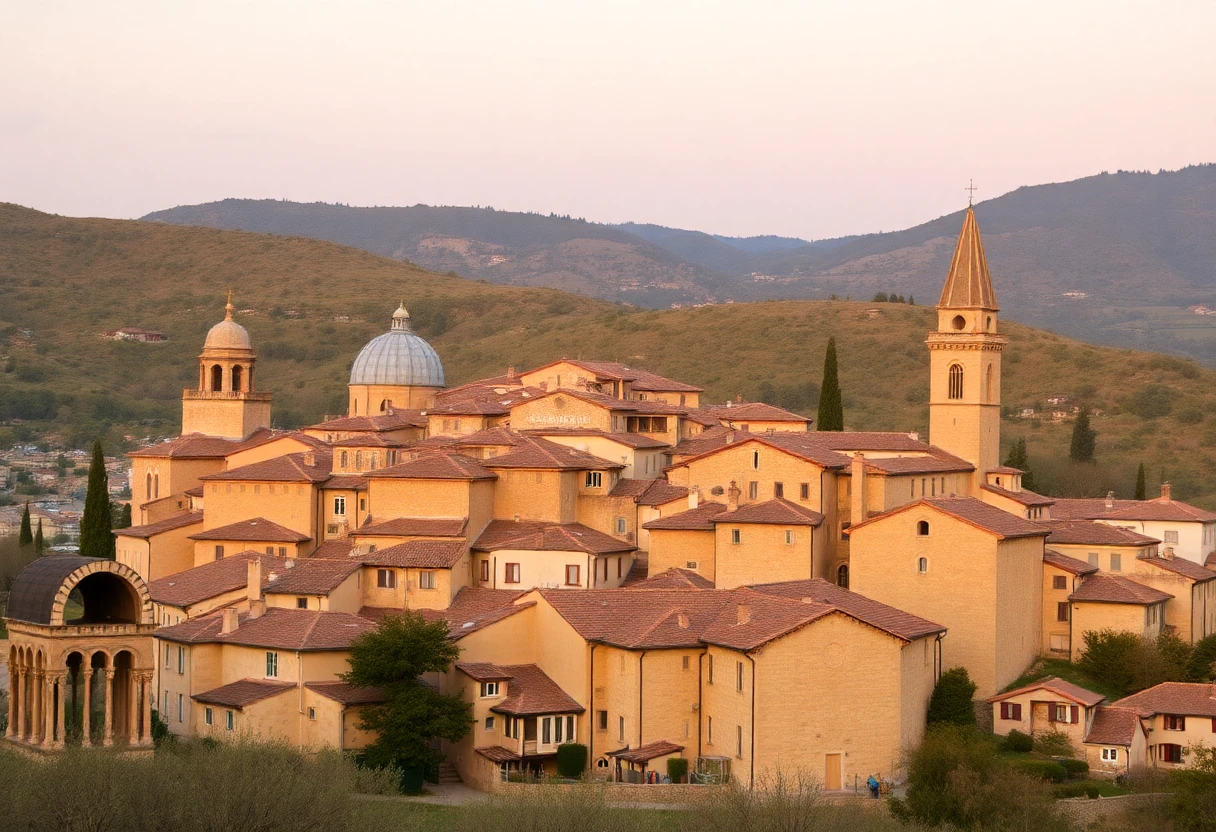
[1041, 520, 1159, 547]
[488, 664, 585, 716]
[456, 662, 516, 682]
[429, 386, 543, 416]
[308, 540, 354, 559]
[671, 426, 733, 458]
[304, 681, 385, 705]
[128, 429, 278, 459]
[356, 606, 399, 623]
[987, 676, 1106, 707]
[1084, 706, 1142, 746]
[355, 517, 468, 537]
[525, 428, 669, 449]
[630, 568, 715, 589]
[473, 520, 635, 554]
[189, 517, 311, 543]
[329, 434, 407, 447]
[155, 607, 377, 651]
[1044, 549, 1099, 576]
[801, 432, 931, 452]
[414, 587, 535, 640]
[445, 427, 524, 448]
[642, 502, 727, 531]
[369, 452, 497, 480]
[148, 552, 289, 607]
[608, 740, 684, 763]
[529, 359, 703, 393]
[862, 450, 975, 476]
[621, 556, 649, 586]
[635, 481, 690, 507]
[542, 589, 734, 649]
[980, 484, 1056, 507]
[1138, 556, 1216, 581]
[1069, 573, 1173, 605]
[672, 433, 851, 471]
[746, 579, 947, 643]
[184, 486, 204, 497]
[1113, 682, 1216, 718]
[263, 558, 362, 595]
[322, 474, 369, 490]
[1052, 497, 1216, 523]
[308, 411, 427, 432]
[850, 497, 1049, 540]
[609, 478, 653, 499]
[481, 436, 623, 471]
[706, 403, 810, 423]
[712, 498, 824, 527]
[192, 679, 294, 709]
[361, 539, 467, 569]
[475, 746, 522, 763]
[699, 589, 839, 651]
[199, 451, 333, 483]
[988, 466, 1024, 475]
[118, 510, 203, 539]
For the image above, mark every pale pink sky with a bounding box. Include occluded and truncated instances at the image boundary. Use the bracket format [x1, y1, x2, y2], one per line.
[2, 1, 1214, 239]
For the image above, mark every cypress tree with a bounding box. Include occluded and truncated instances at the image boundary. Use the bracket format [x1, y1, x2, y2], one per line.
[1135, 463, 1147, 501]
[80, 438, 115, 559]
[18, 502, 33, 547]
[117, 502, 132, 529]
[1069, 409, 1096, 463]
[817, 337, 844, 431]
[34, 518, 44, 555]
[1002, 437, 1038, 492]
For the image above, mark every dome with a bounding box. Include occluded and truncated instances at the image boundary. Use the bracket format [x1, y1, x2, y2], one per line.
[349, 304, 446, 387]
[7, 556, 151, 626]
[203, 296, 252, 351]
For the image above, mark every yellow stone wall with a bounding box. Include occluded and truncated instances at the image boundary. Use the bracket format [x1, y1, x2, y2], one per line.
[1126, 561, 1216, 643]
[117, 520, 200, 584]
[510, 394, 616, 433]
[712, 523, 814, 589]
[202, 479, 319, 541]
[927, 338, 1002, 488]
[646, 529, 717, 583]
[192, 538, 304, 567]
[576, 493, 636, 543]
[131, 457, 224, 522]
[1070, 601, 1166, 661]
[492, 470, 578, 523]
[348, 383, 439, 416]
[181, 396, 272, 441]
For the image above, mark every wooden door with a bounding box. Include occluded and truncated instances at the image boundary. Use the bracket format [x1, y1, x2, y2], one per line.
[824, 753, 842, 790]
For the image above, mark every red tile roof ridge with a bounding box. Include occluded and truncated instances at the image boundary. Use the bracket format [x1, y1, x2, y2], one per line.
[188, 517, 311, 543]
[1043, 549, 1100, 576]
[987, 675, 1106, 707]
[846, 497, 1049, 540]
[1138, 556, 1216, 581]
[1068, 573, 1174, 605]
[1112, 682, 1216, 718]
[118, 510, 203, 539]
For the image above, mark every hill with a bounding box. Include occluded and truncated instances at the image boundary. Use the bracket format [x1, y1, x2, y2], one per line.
[144, 165, 1216, 362]
[6, 202, 1216, 506]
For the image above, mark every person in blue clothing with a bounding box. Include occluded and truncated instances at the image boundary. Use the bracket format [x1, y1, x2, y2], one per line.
[866, 774, 880, 798]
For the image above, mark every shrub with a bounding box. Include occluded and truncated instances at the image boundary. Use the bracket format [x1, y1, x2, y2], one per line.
[1077, 629, 1193, 696]
[352, 762, 402, 795]
[1034, 730, 1076, 757]
[667, 757, 689, 783]
[693, 770, 905, 832]
[1001, 729, 1033, 753]
[1011, 758, 1068, 783]
[555, 743, 588, 779]
[1059, 758, 1090, 777]
[1188, 634, 1216, 681]
[927, 667, 977, 727]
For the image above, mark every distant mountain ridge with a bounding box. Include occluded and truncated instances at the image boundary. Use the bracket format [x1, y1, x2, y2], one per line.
[143, 164, 1216, 360]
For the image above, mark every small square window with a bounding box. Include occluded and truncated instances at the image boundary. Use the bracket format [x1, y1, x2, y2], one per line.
[205, 707, 213, 726]
[800, 483, 809, 500]
[1110, 553, 1122, 572]
[565, 564, 581, 586]
[597, 710, 608, 731]
[1052, 575, 1067, 590]
[504, 563, 521, 583]
[480, 682, 500, 698]
[485, 716, 496, 731]
[308, 707, 316, 720]
[731, 529, 741, 545]
[419, 571, 436, 590]
[296, 597, 308, 609]
[226, 710, 234, 731]
[377, 569, 396, 589]
[480, 560, 490, 582]
[585, 471, 603, 489]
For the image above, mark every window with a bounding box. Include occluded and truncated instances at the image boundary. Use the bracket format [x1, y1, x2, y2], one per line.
[948, 364, 963, 399]
[327, 524, 340, 536]
[205, 707, 213, 726]
[340, 451, 348, 468]
[164, 690, 169, 715]
[999, 702, 1022, 720]
[682, 655, 690, 670]
[164, 644, 171, 668]
[504, 563, 521, 584]
[836, 564, 849, 589]
[484, 716, 496, 731]
[731, 529, 741, 545]
[800, 483, 809, 500]
[617, 558, 623, 579]
[707, 716, 713, 745]
[751, 450, 760, 470]
[265, 546, 274, 556]
[748, 481, 758, 500]
[1164, 715, 1186, 731]
[774, 482, 784, 498]
[480, 560, 490, 582]
[1101, 748, 1118, 762]
[177, 693, 183, 723]
[1110, 553, 1122, 572]
[177, 646, 184, 674]
[278, 546, 286, 557]
[1053, 575, 1068, 590]
[266, 652, 279, 678]
[1053, 704, 1079, 724]
[215, 545, 225, 560]
[1164, 530, 1179, 544]
[419, 571, 436, 590]
[736, 725, 743, 758]
[1088, 552, 1099, 567]
[918, 557, 928, 574]
[308, 707, 316, 720]
[480, 682, 500, 698]
[736, 661, 744, 692]
[597, 710, 608, 731]
[586, 471, 603, 489]
[1057, 602, 1070, 622]
[377, 569, 396, 589]
[784, 529, 795, 545]
[708, 654, 714, 684]
[297, 597, 308, 609]
[333, 496, 346, 516]
[226, 710, 234, 731]
[565, 564, 581, 585]
[917, 520, 929, 536]
[1161, 743, 1184, 763]
[619, 716, 625, 742]
[616, 517, 626, 535]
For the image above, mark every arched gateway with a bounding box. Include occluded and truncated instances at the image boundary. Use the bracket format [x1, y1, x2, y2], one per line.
[4, 557, 156, 750]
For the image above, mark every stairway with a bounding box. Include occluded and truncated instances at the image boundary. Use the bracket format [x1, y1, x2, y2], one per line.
[437, 761, 463, 785]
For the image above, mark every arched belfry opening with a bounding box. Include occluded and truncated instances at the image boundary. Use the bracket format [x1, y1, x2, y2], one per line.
[231, 364, 244, 393]
[211, 364, 224, 392]
[182, 296, 272, 439]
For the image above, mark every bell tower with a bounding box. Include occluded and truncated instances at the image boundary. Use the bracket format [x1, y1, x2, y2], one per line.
[181, 293, 272, 439]
[927, 206, 1006, 492]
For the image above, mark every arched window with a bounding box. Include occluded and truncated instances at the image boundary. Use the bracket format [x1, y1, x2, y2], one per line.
[836, 564, 849, 589]
[918, 557, 928, 573]
[211, 364, 224, 392]
[917, 520, 929, 536]
[153, 473, 159, 499]
[146, 472, 154, 502]
[951, 314, 966, 331]
[340, 451, 348, 469]
[985, 364, 994, 403]
[231, 365, 243, 393]
[380, 399, 392, 413]
[355, 451, 363, 470]
[948, 364, 963, 400]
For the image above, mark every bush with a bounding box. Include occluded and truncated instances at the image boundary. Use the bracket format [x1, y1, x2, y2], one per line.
[1078, 629, 1193, 696]
[1011, 758, 1068, 783]
[667, 757, 689, 783]
[1059, 758, 1090, 777]
[926, 667, 977, 727]
[1000, 729, 1034, 753]
[692, 770, 906, 832]
[1034, 730, 1076, 758]
[352, 762, 402, 795]
[555, 742, 587, 779]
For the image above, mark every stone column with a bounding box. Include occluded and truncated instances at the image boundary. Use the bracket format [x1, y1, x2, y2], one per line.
[128, 672, 140, 745]
[42, 674, 55, 749]
[32, 671, 43, 744]
[54, 675, 66, 749]
[141, 673, 154, 747]
[103, 669, 115, 747]
[9, 667, 21, 740]
[81, 668, 92, 747]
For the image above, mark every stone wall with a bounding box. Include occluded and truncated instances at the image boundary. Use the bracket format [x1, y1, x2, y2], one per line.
[1056, 793, 1165, 829]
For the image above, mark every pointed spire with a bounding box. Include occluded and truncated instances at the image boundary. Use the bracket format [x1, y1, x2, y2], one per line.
[225, 287, 234, 320]
[938, 207, 998, 311]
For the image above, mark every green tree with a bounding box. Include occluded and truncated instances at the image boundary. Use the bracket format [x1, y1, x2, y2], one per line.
[872, 292, 888, 303]
[79, 439, 114, 559]
[817, 337, 843, 431]
[1170, 744, 1216, 832]
[18, 502, 33, 547]
[33, 518, 44, 555]
[113, 502, 132, 530]
[926, 667, 977, 727]
[1069, 408, 1096, 462]
[1135, 462, 1147, 500]
[341, 611, 472, 774]
[1002, 437, 1038, 491]
[1187, 634, 1216, 682]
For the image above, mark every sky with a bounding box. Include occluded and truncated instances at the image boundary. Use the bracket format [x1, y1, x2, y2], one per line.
[2, 1, 1214, 240]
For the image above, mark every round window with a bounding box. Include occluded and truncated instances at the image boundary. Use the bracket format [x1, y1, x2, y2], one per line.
[952, 315, 966, 331]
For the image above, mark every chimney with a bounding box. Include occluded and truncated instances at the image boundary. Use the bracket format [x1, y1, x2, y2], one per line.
[851, 452, 866, 529]
[247, 558, 263, 603]
[727, 480, 741, 511]
[736, 604, 751, 625]
[735, 394, 743, 403]
[1161, 482, 1172, 502]
[677, 612, 689, 629]
[1105, 491, 1115, 510]
[507, 365, 516, 380]
[688, 486, 700, 510]
[725, 399, 732, 408]
[304, 451, 315, 467]
[221, 607, 239, 635]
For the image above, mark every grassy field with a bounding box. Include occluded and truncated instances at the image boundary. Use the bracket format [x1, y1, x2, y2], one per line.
[1001, 658, 1125, 702]
[6, 203, 1216, 504]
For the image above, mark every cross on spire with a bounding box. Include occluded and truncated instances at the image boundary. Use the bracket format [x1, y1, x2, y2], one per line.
[965, 179, 978, 206]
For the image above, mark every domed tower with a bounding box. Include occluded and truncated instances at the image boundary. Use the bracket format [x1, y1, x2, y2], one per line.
[348, 304, 446, 415]
[181, 293, 272, 439]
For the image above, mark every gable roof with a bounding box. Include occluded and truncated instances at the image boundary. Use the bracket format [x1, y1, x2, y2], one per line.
[670, 432, 851, 471]
[368, 452, 497, 481]
[155, 607, 376, 651]
[472, 520, 635, 555]
[148, 551, 288, 608]
[128, 429, 277, 459]
[746, 579, 947, 643]
[417, 587, 535, 640]
[642, 502, 727, 531]
[306, 410, 427, 432]
[1043, 549, 1099, 576]
[199, 451, 333, 484]
[847, 497, 1049, 540]
[987, 676, 1106, 707]
[630, 568, 716, 590]
[608, 740, 684, 764]
[1041, 520, 1160, 547]
[980, 484, 1056, 507]
[303, 681, 385, 705]
[712, 498, 824, 527]
[480, 435, 622, 471]
[705, 402, 810, 423]
[1068, 573, 1173, 605]
[354, 517, 468, 538]
[487, 664, 585, 716]
[262, 558, 362, 595]
[1137, 556, 1216, 582]
[189, 517, 310, 543]
[1113, 682, 1216, 718]
[1084, 706, 1143, 746]
[193, 679, 294, 709]
[117, 510, 203, 539]
[360, 539, 468, 569]
[1052, 496, 1216, 524]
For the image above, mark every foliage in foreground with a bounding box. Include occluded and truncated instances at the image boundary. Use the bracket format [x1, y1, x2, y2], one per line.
[1078, 629, 1209, 697]
[926, 667, 977, 727]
